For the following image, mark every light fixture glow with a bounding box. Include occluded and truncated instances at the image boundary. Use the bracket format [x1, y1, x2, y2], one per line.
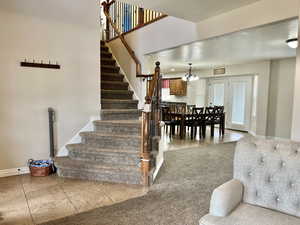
[182, 63, 199, 82]
[170, 68, 175, 72]
[286, 38, 298, 49]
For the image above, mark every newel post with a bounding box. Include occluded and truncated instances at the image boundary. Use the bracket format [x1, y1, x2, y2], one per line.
[141, 61, 160, 186]
[102, 0, 112, 40]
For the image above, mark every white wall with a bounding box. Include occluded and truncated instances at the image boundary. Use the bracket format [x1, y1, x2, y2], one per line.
[0, 1, 100, 170]
[291, 9, 300, 140]
[196, 0, 299, 41]
[267, 58, 296, 138]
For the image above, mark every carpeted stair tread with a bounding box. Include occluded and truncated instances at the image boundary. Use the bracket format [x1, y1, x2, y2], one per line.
[101, 72, 123, 76]
[101, 52, 112, 58]
[101, 99, 138, 104]
[66, 143, 140, 165]
[101, 58, 115, 62]
[101, 65, 120, 69]
[101, 89, 133, 99]
[55, 157, 142, 184]
[101, 81, 128, 86]
[101, 81, 129, 90]
[101, 109, 139, 113]
[80, 131, 140, 138]
[100, 109, 140, 120]
[101, 74, 124, 82]
[55, 157, 140, 172]
[93, 120, 141, 125]
[93, 120, 141, 135]
[101, 46, 109, 52]
[101, 65, 120, 73]
[101, 89, 133, 94]
[66, 143, 139, 154]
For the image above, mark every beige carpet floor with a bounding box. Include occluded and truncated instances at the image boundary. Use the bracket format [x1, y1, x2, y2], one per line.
[40, 142, 236, 225]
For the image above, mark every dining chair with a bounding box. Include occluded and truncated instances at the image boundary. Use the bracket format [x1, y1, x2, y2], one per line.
[192, 107, 204, 139]
[161, 106, 170, 133]
[203, 106, 216, 138]
[205, 106, 214, 114]
[184, 113, 194, 139]
[187, 105, 196, 114]
[164, 110, 182, 138]
[173, 105, 186, 134]
[214, 106, 225, 136]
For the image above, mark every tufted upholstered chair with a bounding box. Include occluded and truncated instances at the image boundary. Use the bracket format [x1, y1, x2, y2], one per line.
[199, 136, 300, 225]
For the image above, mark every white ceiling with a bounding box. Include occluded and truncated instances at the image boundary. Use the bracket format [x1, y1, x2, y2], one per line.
[0, 0, 98, 27]
[120, 0, 261, 22]
[146, 19, 298, 73]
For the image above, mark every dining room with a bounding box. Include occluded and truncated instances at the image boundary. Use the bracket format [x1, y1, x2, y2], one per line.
[160, 72, 248, 149]
[147, 18, 298, 150]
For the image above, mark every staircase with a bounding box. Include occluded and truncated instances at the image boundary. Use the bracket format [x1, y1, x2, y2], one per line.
[55, 41, 143, 185]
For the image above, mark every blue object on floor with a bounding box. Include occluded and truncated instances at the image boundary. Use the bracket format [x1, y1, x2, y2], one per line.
[28, 159, 53, 168]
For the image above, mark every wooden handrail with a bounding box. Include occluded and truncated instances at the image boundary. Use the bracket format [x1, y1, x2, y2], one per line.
[141, 61, 161, 186]
[102, 1, 144, 77]
[107, 15, 168, 43]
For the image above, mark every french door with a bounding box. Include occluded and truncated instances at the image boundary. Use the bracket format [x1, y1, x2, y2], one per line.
[208, 76, 253, 132]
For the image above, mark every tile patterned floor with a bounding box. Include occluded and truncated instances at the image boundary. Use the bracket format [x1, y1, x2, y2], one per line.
[0, 175, 147, 225]
[0, 129, 245, 225]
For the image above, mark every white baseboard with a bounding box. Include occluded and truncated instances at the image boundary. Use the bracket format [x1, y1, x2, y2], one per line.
[57, 115, 100, 157]
[248, 130, 256, 136]
[0, 167, 30, 178]
[153, 156, 164, 181]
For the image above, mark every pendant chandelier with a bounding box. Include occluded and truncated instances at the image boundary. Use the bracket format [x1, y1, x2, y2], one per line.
[182, 63, 199, 82]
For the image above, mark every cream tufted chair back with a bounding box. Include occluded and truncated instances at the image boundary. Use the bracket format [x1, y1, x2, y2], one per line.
[234, 136, 300, 218]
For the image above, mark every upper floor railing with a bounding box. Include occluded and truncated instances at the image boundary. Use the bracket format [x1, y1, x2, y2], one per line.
[101, 0, 167, 41]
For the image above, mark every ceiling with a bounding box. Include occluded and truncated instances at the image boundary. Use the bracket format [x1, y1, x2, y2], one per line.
[120, 0, 261, 22]
[146, 19, 298, 73]
[0, 0, 98, 27]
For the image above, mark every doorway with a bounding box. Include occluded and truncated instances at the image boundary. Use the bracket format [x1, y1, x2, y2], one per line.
[208, 76, 253, 132]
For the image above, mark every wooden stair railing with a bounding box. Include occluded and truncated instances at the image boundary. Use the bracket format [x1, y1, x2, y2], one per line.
[102, 0, 167, 41]
[102, 0, 143, 76]
[141, 61, 162, 186]
[101, 0, 165, 78]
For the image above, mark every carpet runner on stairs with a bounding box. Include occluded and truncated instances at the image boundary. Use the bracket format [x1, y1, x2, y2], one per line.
[55, 41, 143, 185]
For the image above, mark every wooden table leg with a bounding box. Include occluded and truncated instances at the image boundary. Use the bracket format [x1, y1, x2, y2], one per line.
[180, 115, 185, 139]
[222, 114, 225, 136]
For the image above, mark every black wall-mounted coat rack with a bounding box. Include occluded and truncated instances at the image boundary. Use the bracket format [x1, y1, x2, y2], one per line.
[20, 60, 61, 69]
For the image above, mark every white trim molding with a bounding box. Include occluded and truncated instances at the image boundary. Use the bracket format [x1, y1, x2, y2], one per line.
[0, 167, 30, 178]
[57, 115, 100, 157]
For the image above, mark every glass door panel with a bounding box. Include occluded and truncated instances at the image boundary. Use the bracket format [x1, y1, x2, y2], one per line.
[231, 81, 246, 125]
[208, 79, 227, 107]
[228, 77, 252, 131]
[212, 83, 225, 106]
[207, 76, 252, 132]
